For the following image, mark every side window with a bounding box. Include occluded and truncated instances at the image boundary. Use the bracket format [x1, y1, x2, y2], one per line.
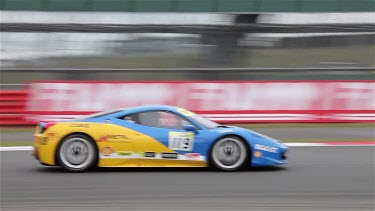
[131, 111, 190, 130]
[123, 114, 138, 124]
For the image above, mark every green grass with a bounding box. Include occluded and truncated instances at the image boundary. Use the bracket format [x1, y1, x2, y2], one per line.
[4, 45, 374, 84]
[14, 53, 197, 69]
[13, 45, 375, 69]
[0, 141, 33, 147]
[241, 45, 375, 68]
[0, 127, 35, 133]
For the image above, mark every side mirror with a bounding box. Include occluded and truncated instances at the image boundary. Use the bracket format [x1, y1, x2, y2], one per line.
[184, 125, 198, 134]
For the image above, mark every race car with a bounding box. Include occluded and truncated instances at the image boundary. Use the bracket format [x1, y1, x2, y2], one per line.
[33, 105, 288, 172]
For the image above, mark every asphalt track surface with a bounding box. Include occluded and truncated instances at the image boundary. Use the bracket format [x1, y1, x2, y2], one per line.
[1, 147, 374, 211]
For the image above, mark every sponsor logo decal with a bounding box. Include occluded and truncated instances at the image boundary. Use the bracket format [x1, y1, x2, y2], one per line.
[116, 151, 133, 156]
[97, 136, 108, 142]
[144, 152, 155, 158]
[169, 132, 194, 151]
[184, 153, 201, 159]
[100, 146, 114, 156]
[69, 123, 89, 128]
[96, 135, 128, 143]
[107, 135, 128, 139]
[217, 128, 234, 133]
[254, 144, 278, 153]
[161, 153, 178, 159]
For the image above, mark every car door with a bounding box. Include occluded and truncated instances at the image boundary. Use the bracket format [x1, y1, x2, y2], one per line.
[95, 121, 137, 166]
[121, 110, 209, 165]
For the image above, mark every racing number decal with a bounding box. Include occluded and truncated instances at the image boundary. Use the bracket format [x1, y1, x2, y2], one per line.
[176, 108, 195, 117]
[169, 132, 194, 151]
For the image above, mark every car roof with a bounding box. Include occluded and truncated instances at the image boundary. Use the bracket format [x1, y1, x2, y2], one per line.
[74, 105, 185, 122]
[121, 105, 179, 113]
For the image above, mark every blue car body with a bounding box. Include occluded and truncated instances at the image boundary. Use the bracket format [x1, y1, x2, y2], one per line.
[74, 105, 288, 167]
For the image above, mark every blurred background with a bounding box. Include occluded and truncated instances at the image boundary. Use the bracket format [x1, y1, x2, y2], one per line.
[1, 0, 374, 83]
[0, 2, 374, 211]
[0, 0, 374, 125]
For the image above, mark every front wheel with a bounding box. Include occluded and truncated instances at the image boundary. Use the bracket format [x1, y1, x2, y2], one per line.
[210, 136, 249, 171]
[57, 134, 98, 172]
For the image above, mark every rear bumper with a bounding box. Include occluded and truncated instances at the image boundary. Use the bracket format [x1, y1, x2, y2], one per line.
[33, 146, 39, 160]
[33, 134, 42, 160]
[33, 134, 57, 166]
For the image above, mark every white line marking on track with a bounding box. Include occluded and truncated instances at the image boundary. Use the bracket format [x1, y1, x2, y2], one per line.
[0, 146, 33, 151]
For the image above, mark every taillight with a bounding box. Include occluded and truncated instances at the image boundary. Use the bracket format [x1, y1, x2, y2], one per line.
[35, 126, 41, 134]
[37, 122, 56, 133]
[45, 123, 56, 129]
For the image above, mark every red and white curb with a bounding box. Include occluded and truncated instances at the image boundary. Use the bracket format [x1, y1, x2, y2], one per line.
[0, 142, 374, 152]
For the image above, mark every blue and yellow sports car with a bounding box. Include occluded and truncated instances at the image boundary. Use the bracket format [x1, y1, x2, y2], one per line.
[34, 105, 288, 172]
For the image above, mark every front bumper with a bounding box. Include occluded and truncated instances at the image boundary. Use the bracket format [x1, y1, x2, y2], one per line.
[251, 146, 288, 167]
[252, 156, 288, 167]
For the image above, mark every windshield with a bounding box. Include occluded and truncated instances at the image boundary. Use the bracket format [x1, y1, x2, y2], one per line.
[190, 114, 220, 129]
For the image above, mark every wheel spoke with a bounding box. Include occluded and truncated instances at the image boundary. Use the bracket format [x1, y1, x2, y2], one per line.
[59, 137, 95, 171]
[212, 137, 247, 171]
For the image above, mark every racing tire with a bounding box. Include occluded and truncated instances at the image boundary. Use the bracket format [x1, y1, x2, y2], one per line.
[56, 134, 98, 172]
[210, 136, 249, 171]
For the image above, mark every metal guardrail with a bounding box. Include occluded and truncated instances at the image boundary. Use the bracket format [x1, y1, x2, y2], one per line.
[1, 23, 374, 33]
[1, 0, 374, 13]
[2, 67, 373, 73]
[2, 67, 373, 82]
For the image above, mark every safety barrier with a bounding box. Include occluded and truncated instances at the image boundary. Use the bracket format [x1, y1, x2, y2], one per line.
[0, 90, 34, 125]
[1, 80, 374, 126]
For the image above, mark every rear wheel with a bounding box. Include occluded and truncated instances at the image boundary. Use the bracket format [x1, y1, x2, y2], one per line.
[57, 134, 97, 172]
[211, 136, 249, 171]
